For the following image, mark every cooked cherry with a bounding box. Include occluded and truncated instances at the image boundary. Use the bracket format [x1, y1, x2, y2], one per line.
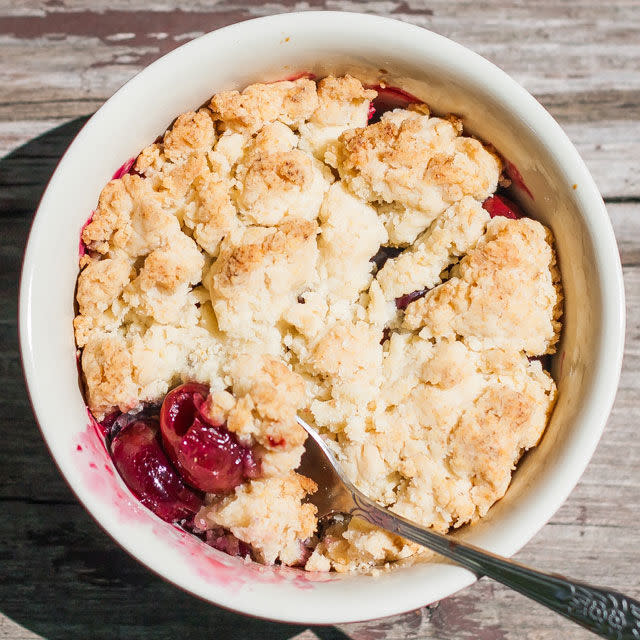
[395, 288, 429, 310]
[104, 403, 160, 442]
[160, 383, 260, 493]
[267, 436, 286, 448]
[367, 85, 421, 123]
[482, 194, 523, 219]
[370, 245, 404, 272]
[504, 160, 534, 200]
[97, 409, 119, 438]
[110, 418, 202, 522]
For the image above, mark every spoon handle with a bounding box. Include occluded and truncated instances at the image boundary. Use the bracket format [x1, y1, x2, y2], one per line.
[350, 492, 640, 639]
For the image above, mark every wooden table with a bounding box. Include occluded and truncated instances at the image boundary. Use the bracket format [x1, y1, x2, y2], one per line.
[1, 1, 638, 638]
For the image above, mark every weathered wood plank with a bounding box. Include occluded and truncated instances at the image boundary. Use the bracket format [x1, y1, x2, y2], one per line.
[562, 122, 640, 200]
[1, 3, 638, 95]
[1, 2, 639, 115]
[1, 1, 639, 638]
[0, 117, 90, 214]
[0, 502, 337, 640]
[0, 120, 71, 159]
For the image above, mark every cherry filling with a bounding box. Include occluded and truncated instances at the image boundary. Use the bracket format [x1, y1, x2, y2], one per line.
[111, 157, 137, 180]
[103, 383, 260, 528]
[370, 245, 404, 272]
[395, 288, 429, 310]
[482, 194, 523, 219]
[160, 383, 260, 493]
[367, 84, 421, 123]
[203, 527, 253, 558]
[504, 160, 534, 200]
[110, 417, 202, 522]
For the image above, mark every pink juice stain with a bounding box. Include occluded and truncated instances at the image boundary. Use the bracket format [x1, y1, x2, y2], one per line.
[162, 515, 330, 590]
[79, 406, 326, 589]
[78, 416, 248, 587]
[76, 422, 144, 524]
[282, 71, 316, 82]
[78, 409, 335, 589]
[505, 159, 534, 200]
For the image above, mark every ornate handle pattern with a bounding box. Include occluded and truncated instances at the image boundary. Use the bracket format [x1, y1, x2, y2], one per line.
[350, 492, 640, 639]
[557, 584, 640, 639]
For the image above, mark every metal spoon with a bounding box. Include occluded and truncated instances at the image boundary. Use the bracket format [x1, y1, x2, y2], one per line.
[296, 415, 640, 639]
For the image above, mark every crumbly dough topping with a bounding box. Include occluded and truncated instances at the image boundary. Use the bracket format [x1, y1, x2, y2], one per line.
[403, 216, 562, 355]
[75, 75, 562, 574]
[326, 109, 501, 245]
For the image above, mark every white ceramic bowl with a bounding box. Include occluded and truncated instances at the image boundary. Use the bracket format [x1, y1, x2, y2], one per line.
[20, 11, 625, 624]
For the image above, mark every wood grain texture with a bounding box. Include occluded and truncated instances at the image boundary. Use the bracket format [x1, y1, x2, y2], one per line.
[1, 0, 639, 638]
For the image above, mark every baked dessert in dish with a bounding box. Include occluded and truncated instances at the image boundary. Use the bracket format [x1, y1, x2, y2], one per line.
[74, 74, 562, 573]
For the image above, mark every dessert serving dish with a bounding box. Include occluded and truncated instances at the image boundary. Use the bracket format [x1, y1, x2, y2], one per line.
[19, 11, 625, 623]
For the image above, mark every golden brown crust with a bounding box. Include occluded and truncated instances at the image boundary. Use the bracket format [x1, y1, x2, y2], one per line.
[196, 473, 317, 565]
[299, 75, 376, 160]
[121, 232, 204, 326]
[209, 218, 317, 293]
[203, 218, 319, 341]
[218, 354, 308, 451]
[376, 196, 489, 300]
[316, 181, 387, 300]
[236, 149, 331, 225]
[403, 217, 561, 355]
[163, 110, 216, 163]
[329, 109, 501, 244]
[210, 78, 318, 134]
[74, 256, 132, 348]
[311, 320, 382, 382]
[81, 174, 178, 257]
[76, 256, 131, 317]
[312, 74, 376, 125]
[81, 334, 137, 417]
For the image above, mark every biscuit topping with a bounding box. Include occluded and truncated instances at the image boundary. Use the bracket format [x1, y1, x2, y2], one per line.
[75, 75, 562, 574]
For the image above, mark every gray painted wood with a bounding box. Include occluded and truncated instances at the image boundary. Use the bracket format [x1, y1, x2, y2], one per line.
[1, 1, 638, 638]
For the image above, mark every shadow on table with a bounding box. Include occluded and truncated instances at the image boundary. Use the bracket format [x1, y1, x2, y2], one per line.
[0, 119, 350, 640]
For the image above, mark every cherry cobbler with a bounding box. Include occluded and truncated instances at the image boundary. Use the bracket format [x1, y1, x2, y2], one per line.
[75, 75, 562, 573]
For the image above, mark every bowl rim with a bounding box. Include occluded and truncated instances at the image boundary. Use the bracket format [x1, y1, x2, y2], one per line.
[19, 10, 626, 624]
